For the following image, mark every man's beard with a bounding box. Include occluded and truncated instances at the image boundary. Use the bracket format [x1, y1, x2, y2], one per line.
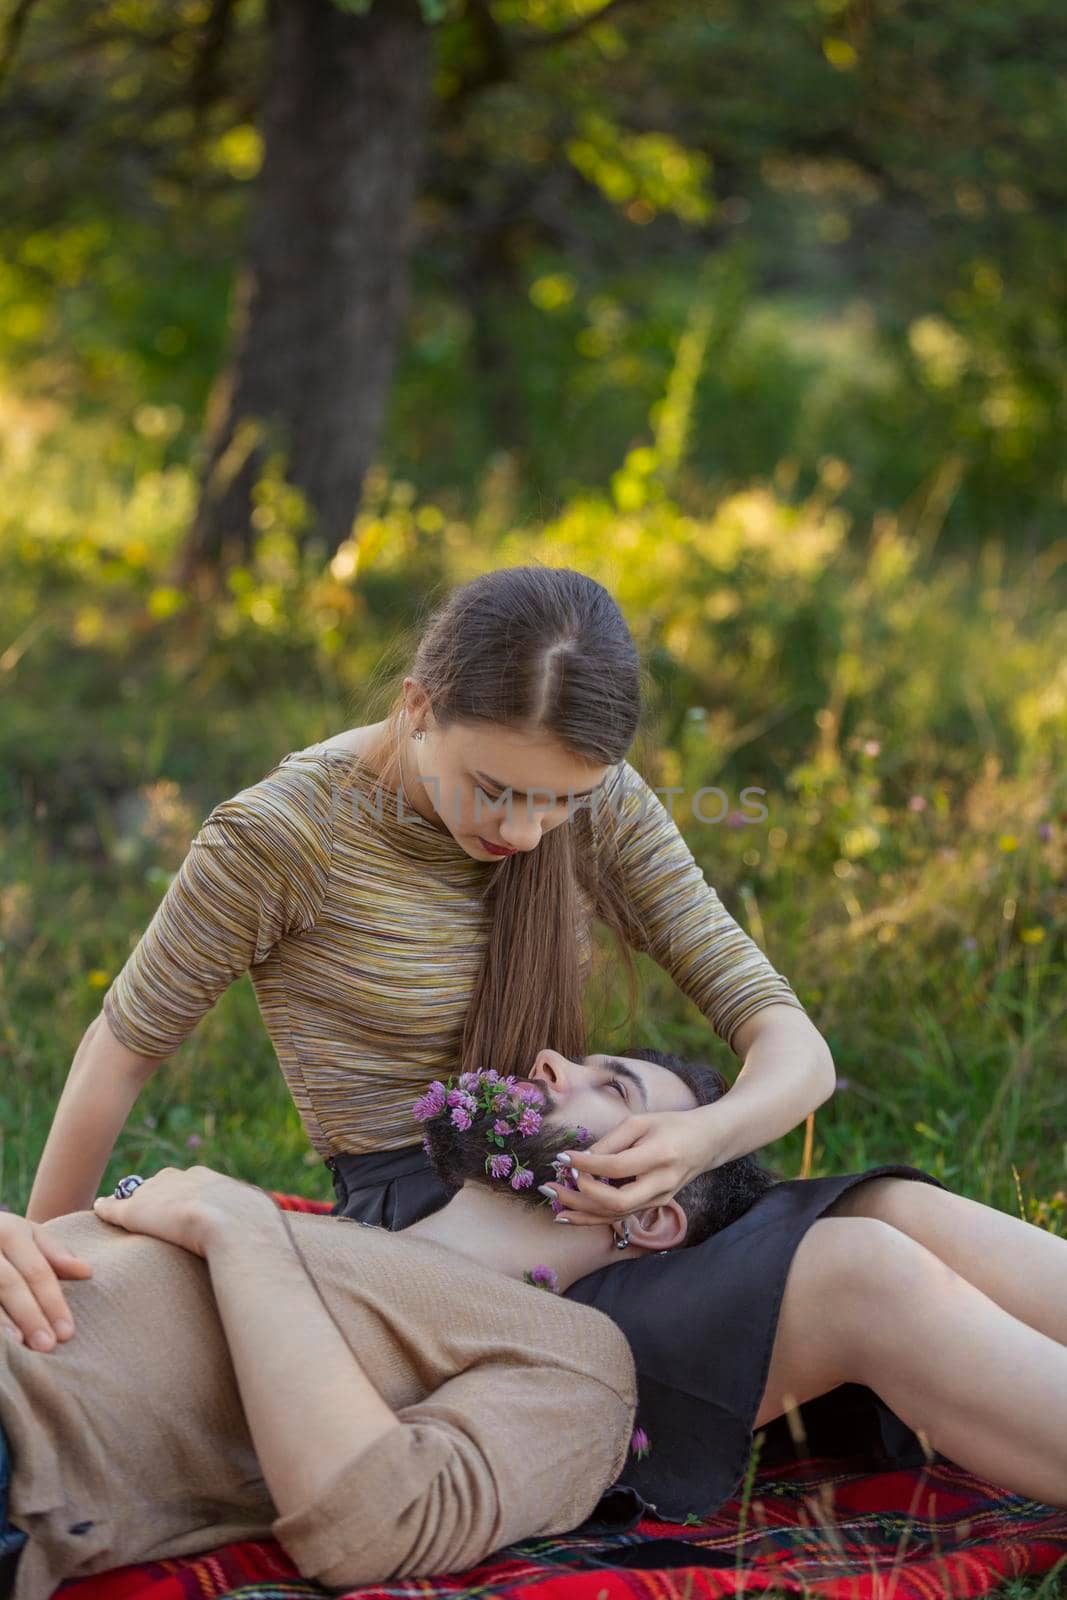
[421, 1082, 588, 1212]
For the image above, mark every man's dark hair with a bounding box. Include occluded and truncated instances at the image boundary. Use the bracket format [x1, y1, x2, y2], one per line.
[622, 1045, 783, 1248]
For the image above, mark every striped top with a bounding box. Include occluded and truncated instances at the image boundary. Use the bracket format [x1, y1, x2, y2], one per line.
[103, 744, 806, 1155]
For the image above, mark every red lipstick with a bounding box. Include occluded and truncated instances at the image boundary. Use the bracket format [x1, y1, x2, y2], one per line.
[479, 837, 518, 857]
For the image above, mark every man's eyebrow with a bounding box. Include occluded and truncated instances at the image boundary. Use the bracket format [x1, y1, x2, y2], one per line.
[474, 769, 602, 799]
[583, 1053, 649, 1110]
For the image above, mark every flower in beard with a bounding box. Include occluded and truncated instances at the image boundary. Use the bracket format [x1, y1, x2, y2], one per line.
[551, 1155, 581, 1191]
[545, 1153, 582, 1213]
[411, 1081, 448, 1122]
[414, 1067, 591, 1205]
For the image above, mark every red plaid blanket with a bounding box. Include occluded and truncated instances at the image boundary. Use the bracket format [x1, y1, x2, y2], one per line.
[58, 1192, 1067, 1600]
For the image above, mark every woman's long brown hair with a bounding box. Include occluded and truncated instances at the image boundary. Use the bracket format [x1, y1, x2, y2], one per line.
[343, 564, 653, 1081]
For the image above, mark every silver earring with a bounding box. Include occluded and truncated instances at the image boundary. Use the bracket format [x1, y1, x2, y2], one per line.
[412, 729, 424, 742]
[614, 1220, 631, 1250]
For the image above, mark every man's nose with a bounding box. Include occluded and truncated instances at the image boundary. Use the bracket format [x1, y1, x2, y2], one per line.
[529, 1048, 572, 1094]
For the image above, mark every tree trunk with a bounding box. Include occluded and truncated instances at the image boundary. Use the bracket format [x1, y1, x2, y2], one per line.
[465, 223, 529, 456]
[179, 0, 432, 584]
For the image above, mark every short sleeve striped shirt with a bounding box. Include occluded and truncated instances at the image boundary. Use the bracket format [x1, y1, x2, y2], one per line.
[103, 745, 806, 1154]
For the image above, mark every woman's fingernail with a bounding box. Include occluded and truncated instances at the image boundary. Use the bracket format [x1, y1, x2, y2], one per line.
[537, 1184, 557, 1200]
[54, 1320, 74, 1340]
[554, 1215, 571, 1224]
[557, 1153, 575, 1166]
[31, 1329, 55, 1350]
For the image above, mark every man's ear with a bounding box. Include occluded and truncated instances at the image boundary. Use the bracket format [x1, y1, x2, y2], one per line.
[626, 1198, 689, 1254]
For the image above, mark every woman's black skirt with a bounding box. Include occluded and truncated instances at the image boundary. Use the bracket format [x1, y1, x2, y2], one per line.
[327, 1146, 949, 1523]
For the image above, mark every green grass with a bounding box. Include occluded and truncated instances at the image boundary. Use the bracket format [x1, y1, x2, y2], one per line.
[0, 390, 1065, 1598]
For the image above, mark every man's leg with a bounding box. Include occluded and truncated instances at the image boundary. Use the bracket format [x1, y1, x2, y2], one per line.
[825, 1177, 1067, 1347]
[753, 1215, 1067, 1507]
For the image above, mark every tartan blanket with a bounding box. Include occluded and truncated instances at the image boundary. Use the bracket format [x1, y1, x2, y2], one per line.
[57, 1192, 1067, 1600]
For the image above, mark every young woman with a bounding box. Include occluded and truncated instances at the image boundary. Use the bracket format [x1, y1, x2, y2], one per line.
[24, 564, 1021, 1517]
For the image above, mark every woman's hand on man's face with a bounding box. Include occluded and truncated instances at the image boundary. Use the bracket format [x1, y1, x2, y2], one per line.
[541, 1107, 719, 1224]
[0, 1212, 93, 1352]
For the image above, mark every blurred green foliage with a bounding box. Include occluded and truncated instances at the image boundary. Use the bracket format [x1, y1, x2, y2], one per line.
[1, 319, 1064, 1230]
[2, 0, 1066, 542]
